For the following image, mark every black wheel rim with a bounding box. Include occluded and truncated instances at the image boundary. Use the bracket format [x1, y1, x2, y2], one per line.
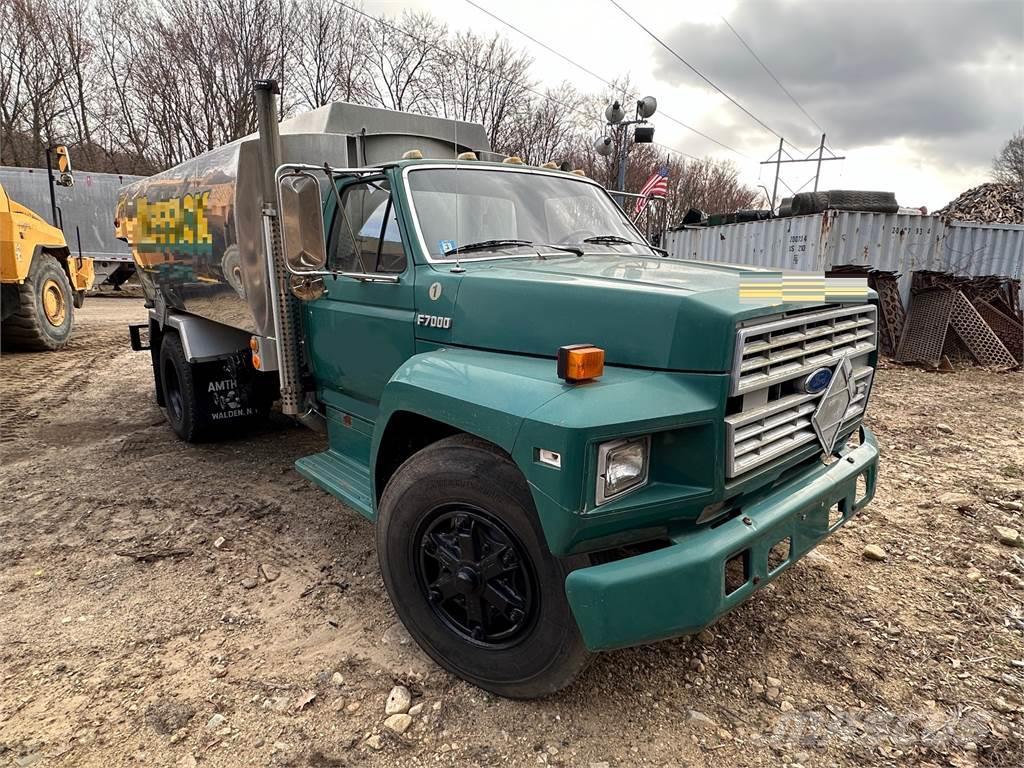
[414, 505, 537, 648]
[164, 360, 184, 424]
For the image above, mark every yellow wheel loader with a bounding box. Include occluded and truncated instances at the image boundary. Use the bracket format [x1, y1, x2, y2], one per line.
[0, 146, 94, 350]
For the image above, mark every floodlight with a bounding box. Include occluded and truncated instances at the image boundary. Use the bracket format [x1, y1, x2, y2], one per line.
[605, 101, 625, 125]
[637, 96, 658, 119]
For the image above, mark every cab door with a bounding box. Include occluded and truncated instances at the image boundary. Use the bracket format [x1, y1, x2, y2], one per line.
[304, 175, 415, 422]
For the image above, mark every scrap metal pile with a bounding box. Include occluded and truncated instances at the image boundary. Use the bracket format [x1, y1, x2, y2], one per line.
[935, 183, 1024, 225]
[894, 272, 1022, 370]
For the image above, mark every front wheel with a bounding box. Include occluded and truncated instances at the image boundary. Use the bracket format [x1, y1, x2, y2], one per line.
[376, 435, 592, 699]
[1, 253, 74, 351]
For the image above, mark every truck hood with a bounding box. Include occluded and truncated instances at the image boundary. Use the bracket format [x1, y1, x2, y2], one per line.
[445, 254, 823, 373]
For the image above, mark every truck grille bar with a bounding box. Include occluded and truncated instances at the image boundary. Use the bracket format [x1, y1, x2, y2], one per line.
[726, 367, 873, 478]
[726, 304, 877, 480]
[731, 305, 878, 396]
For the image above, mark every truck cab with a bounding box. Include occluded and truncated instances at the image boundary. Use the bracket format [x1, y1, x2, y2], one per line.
[120, 85, 879, 698]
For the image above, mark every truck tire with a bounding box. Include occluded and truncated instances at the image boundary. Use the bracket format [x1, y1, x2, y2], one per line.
[376, 434, 592, 699]
[824, 190, 899, 214]
[792, 191, 828, 216]
[159, 333, 209, 442]
[1, 252, 74, 351]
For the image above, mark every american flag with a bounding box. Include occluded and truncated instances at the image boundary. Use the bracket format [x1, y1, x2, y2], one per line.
[634, 165, 669, 214]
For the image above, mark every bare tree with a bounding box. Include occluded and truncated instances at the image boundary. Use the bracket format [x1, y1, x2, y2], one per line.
[663, 156, 759, 222]
[431, 31, 533, 151]
[502, 83, 593, 165]
[366, 10, 445, 113]
[0, 0, 69, 167]
[992, 127, 1024, 188]
[0, 0, 674, 201]
[290, 0, 372, 109]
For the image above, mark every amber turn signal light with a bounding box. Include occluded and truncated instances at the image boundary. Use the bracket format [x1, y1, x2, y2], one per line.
[557, 344, 604, 382]
[252, 353, 261, 369]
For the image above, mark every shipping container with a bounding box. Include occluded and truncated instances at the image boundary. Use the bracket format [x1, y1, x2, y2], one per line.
[664, 211, 1024, 307]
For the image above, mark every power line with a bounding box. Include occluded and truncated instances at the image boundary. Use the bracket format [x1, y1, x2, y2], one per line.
[337, 0, 703, 163]
[461, 0, 750, 159]
[719, 16, 824, 135]
[607, 0, 806, 155]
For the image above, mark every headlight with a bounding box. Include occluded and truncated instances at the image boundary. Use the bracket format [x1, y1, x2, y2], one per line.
[596, 436, 650, 505]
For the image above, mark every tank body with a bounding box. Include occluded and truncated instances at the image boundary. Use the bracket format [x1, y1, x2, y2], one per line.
[115, 103, 489, 335]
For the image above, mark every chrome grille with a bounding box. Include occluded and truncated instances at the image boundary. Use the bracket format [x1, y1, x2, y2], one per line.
[726, 367, 874, 478]
[725, 302, 877, 481]
[732, 305, 878, 396]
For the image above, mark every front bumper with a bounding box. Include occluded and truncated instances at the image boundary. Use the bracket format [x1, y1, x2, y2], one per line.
[564, 426, 879, 651]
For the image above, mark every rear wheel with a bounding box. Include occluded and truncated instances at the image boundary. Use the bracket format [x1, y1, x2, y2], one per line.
[376, 435, 592, 699]
[1, 253, 74, 351]
[159, 333, 207, 442]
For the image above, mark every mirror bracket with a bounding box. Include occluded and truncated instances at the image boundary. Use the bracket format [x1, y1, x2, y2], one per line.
[276, 163, 394, 297]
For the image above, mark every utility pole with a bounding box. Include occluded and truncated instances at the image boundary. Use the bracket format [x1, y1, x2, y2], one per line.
[760, 134, 845, 212]
[812, 133, 826, 193]
[770, 137, 783, 214]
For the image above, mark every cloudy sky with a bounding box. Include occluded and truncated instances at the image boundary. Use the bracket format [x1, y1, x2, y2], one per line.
[365, 0, 1023, 210]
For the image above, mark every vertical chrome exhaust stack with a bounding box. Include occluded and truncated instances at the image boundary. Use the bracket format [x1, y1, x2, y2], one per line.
[254, 79, 303, 416]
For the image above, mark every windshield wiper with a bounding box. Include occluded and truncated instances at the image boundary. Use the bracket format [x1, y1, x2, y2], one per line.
[445, 239, 532, 255]
[443, 239, 583, 257]
[583, 235, 643, 246]
[582, 234, 667, 256]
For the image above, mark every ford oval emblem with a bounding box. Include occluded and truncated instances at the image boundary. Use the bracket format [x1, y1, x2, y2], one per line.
[801, 367, 833, 394]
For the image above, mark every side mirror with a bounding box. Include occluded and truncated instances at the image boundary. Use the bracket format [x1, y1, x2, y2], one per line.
[54, 145, 74, 186]
[278, 170, 327, 275]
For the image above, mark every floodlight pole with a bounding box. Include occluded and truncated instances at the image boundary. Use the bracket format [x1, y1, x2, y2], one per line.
[615, 126, 630, 208]
[608, 100, 653, 208]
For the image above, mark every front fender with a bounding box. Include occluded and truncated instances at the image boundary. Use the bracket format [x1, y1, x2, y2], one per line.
[512, 369, 728, 554]
[372, 346, 568, 493]
[374, 347, 733, 559]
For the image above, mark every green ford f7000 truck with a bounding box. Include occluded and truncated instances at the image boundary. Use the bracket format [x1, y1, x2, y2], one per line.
[117, 82, 879, 698]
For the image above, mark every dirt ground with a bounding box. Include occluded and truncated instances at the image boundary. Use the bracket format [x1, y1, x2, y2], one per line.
[1, 299, 1022, 768]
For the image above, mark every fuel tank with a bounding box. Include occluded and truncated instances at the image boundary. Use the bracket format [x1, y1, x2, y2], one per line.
[115, 102, 489, 335]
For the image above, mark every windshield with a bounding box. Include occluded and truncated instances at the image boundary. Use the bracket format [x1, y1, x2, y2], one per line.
[405, 166, 655, 260]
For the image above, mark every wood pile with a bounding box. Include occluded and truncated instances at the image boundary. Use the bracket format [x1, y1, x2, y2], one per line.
[935, 183, 1024, 224]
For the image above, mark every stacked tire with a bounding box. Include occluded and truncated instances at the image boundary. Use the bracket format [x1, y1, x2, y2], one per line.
[790, 190, 898, 216]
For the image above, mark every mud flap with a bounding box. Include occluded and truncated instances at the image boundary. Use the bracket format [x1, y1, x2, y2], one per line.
[192, 353, 274, 426]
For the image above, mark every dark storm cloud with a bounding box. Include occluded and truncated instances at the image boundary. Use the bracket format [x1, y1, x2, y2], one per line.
[653, 0, 1024, 160]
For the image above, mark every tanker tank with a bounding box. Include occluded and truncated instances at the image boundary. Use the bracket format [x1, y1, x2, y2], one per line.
[114, 102, 490, 336]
